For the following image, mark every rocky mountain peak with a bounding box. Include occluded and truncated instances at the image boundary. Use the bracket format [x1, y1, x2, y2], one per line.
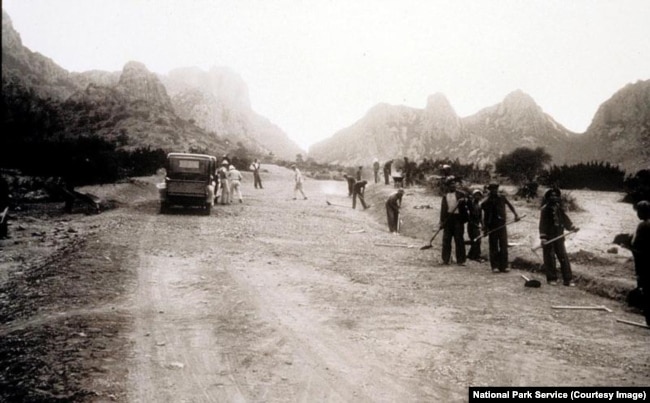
[576, 79, 650, 172]
[166, 66, 251, 111]
[2, 10, 22, 50]
[422, 93, 461, 140]
[2, 10, 80, 100]
[501, 89, 543, 115]
[425, 93, 455, 113]
[588, 79, 650, 130]
[116, 61, 173, 109]
[363, 102, 393, 119]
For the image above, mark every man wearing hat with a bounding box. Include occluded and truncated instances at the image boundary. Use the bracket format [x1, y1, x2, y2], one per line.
[467, 188, 484, 261]
[385, 188, 404, 233]
[227, 165, 243, 203]
[440, 177, 469, 266]
[481, 182, 520, 272]
[539, 188, 579, 286]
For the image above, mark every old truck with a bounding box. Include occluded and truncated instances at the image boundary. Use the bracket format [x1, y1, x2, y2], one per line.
[157, 153, 216, 215]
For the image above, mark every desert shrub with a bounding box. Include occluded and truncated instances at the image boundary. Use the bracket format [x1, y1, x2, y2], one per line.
[560, 191, 583, 212]
[495, 147, 552, 187]
[623, 169, 650, 204]
[515, 182, 539, 200]
[540, 161, 625, 191]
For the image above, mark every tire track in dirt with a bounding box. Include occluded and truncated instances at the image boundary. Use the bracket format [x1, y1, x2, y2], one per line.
[120, 171, 649, 402]
[126, 213, 249, 402]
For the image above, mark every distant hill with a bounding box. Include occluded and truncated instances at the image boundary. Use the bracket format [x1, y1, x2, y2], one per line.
[309, 90, 577, 169]
[1, 9, 302, 161]
[309, 80, 650, 173]
[568, 80, 650, 173]
[162, 66, 304, 160]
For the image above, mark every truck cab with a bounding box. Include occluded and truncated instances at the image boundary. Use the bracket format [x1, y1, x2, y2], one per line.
[158, 153, 216, 215]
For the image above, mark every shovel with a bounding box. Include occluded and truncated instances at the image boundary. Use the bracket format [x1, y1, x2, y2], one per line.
[520, 274, 541, 288]
[397, 211, 402, 233]
[616, 318, 650, 329]
[420, 203, 458, 250]
[326, 200, 347, 207]
[420, 227, 443, 250]
[531, 228, 579, 252]
[472, 215, 526, 243]
[0, 206, 8, 225]
[375, 242, 417, 249]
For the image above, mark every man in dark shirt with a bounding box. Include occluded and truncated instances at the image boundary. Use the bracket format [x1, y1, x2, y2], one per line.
[383, 160, 393, 185]
[343, 174, 356, 197]
[481, 183, 520, 273]
[385, 188, 404, 233]
[440, 178, 469, 266]
[539, 188, 578, 285]
[373, 159, 380, 184]
[352, 180, 369, 210]
[0, 176, 10, 239]
[467, 189, 484, 261]
[614, 200, 650, 325]
[631, 201, 650, 326]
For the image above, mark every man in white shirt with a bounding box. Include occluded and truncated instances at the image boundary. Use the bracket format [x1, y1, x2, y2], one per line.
[291, 164, 307, 200]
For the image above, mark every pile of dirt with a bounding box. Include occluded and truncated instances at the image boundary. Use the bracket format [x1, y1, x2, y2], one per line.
[569, 248, 619, 266]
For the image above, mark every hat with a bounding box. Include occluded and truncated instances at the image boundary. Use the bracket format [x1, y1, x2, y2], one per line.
[291, 164, 296, 168]
[397, 188, 405, 194]
[472, 189, 483, 196]
[487, 182, 499, 190]
[222, 161, 228, 165]
[228, 165, 235, 170]
[445, 176, 457, 184]
[544, 188, 561, 199]
[636, 200, 650, 219]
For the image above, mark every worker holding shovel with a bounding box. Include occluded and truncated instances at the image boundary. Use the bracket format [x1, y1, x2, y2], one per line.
[539, 188, 579, 286]
[467, 189, 485, 262]
[385, 188, 404, 234]
[440, 177, 469, 266]
[481, 182, 521, 273]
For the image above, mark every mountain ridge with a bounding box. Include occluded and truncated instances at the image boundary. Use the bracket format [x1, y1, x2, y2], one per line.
[309, 83, 648, 173]
[2, 9, 648, 172]
[1, 9, 303, 161]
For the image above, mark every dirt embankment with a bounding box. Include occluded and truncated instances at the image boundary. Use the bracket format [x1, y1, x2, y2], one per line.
[1, 167, 648, 402]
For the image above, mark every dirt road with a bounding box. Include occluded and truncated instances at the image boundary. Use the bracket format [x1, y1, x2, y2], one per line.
[1, 165, 648, 402]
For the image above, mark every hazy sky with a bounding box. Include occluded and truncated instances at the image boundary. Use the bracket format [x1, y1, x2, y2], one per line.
[4, 0, 650, 151]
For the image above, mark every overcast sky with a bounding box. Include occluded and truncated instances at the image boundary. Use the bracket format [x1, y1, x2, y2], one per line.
[4, 0, 650, 151]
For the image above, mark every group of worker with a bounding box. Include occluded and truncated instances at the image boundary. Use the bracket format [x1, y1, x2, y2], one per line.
[213, 157, 264, 205]
[381, 173, 649, 325]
